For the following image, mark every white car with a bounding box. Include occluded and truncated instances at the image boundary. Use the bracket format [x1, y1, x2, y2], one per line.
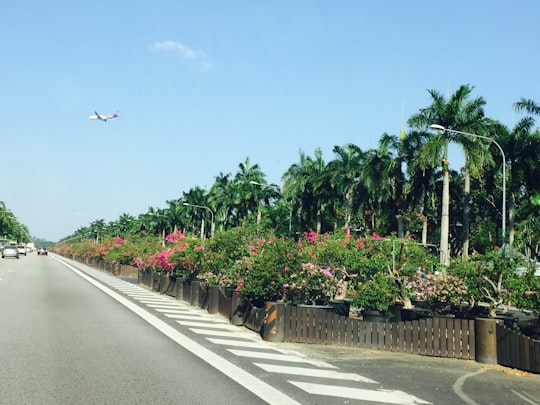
[2, 245, 19, 259]
[17, 245, 27, 256]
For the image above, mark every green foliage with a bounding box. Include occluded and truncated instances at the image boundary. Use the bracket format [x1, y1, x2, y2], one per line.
[350, 272, 399, 312]
[236, 237, 305, 305]
[450, 251, 530, 317]
[406, 270, 470, 314]
[283, 263, 340, 305]
[506, 267, 540, 315]
[105, 235, 161, 265]
[57, 227, 539, 316]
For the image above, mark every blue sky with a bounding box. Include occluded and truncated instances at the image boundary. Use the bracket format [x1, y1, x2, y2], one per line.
[1, 1, 538, 241]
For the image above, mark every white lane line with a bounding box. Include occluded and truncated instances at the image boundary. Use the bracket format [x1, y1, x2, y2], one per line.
[510, 389, 540, 405]
[138, 299, 178, 304]
[164, 313, 214, 325]
[452, 368, 484, 405]
[189, 329, 248, 338]
[54, 256, 301, 405]
[145, 304, 189, 310]
[166, 314, 225, 321]
[125, 293, 160, 298]
[153, 308, 193, 314]
[227, 349, 337, 369]
[254, 363, 377, 383]
[176, 320, 234, 329]
[207, 338, 271, 349]
[290, 381, 431, 405]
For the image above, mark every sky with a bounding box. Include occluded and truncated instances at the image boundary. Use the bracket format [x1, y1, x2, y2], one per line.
[1, 1, 538, 242]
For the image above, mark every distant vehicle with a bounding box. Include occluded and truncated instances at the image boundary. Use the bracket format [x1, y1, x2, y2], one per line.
[2, 245, 19, 259]
[17, 245, 27, 256]
[37, 247, 48, 256]
[89, 111, 119, 122]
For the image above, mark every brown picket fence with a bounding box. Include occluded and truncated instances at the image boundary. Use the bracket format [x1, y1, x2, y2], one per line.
[282, 305, 476, 359]
[497, 323, 540, 374]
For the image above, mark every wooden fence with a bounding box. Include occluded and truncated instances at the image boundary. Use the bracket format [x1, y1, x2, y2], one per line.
[283, 305, 476, 359]
[497, 323, 540, 374]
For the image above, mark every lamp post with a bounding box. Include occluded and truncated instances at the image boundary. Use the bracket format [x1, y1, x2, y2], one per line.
[183, 203, 214, 238]
[249, 181, 292, 236]
[430, 124, 506, 248]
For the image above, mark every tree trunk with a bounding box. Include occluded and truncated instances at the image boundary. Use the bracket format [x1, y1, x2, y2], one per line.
[462, 166, 471, 261]
[397, 215, 404, 238]
[508, 192, 515, 247]
[421, 214, 428, 245]
[440, 167, 450, 266]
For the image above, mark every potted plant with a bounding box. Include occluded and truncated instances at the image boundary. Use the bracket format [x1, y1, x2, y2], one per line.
[350, 271, 399, 321]
[406, 270, 469, 316]
[282, 262, 340, 306]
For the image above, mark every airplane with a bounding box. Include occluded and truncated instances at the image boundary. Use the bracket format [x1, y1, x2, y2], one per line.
[89, 111, 119, 122]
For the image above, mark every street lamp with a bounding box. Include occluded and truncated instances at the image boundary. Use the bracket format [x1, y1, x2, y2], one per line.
[430, 124, 506, 247]
[249, 181, 292, 235]
[183, 203, 215, 238]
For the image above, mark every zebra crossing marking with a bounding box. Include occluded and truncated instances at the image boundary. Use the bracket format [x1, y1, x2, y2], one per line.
[289, 381, 431, 405]
[206, 338, 271, 349]
[227, 349, 337, 369]
[253, 363, 377, 383]
[189, 328, 249, 338]
[176, 320, 234, 329]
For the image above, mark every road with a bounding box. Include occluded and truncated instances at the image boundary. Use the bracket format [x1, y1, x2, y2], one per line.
[0, 253, 538, 404]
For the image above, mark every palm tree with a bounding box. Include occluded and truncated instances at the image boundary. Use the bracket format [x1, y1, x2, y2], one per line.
[401, 130, 440, 245]
[233, 157, 266, 226]
[363, 134, 409, 237]
[491, 117, 540, 247]
[182, 186, 211, 238]
[208, 172, 235, 230]
[514, 98, 540, 116]
[89, 219, 106, 244]
[282, 149, 331, 234]
[117, 213, 137, 236]
[326, 144, 365, 229]
[408, 84, 487, 265]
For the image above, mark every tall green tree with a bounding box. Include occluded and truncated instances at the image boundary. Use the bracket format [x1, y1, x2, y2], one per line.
[408, 84, 487, 265]
[362, 134, 408, 237]
[233, 157, 266, 225]
[208, 172, 235, 231]
[326, 144, 365, 230]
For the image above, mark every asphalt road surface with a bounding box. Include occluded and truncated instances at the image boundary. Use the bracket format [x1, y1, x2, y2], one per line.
[0, 253, 538, 404]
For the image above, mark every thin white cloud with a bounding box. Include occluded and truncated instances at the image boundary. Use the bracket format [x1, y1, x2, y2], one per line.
[149, 40, 213, 71]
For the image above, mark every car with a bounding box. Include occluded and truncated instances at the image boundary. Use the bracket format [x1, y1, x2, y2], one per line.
[17, 245, 27, 256]
[37, 247, 48, 256]
[2, 245, 19, 259]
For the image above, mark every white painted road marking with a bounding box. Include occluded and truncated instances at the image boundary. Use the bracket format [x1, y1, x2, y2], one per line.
[254, 363, 377, 383]
[290, 381, 432, 404]
[227, 349, 337, 369]
[207, 338, 271, 349]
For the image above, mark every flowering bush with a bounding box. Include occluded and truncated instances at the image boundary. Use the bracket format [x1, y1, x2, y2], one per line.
[350, 271, 399, 312]
[283, 263, 340, 305]
[505, 266, 540, 316]
[450, 251, 529, 318]
[406, 270, 469, 314]
[167, 236, 207, 279]
[197, 271, 236, 287]
[235, 237, 305, 305]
